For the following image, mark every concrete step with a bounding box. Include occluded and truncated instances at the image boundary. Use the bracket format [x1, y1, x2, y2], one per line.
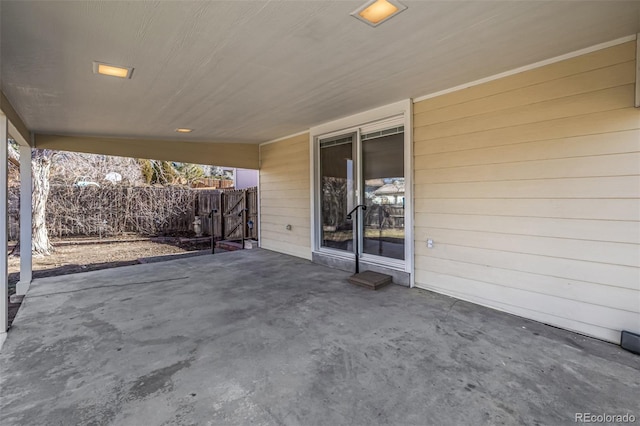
[348, 271, 392, 290]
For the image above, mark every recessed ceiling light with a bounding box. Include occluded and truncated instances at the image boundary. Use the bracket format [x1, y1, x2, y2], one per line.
[175, 128, 193, 133]
[93, 61, 134, 79]
[351, 0, 407, 27]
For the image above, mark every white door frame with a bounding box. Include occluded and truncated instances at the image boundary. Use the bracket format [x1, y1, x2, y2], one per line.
[309, 100, 413, 285]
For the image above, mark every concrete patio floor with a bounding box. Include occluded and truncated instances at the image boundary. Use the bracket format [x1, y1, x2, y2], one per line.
[1, 249, 638, 425]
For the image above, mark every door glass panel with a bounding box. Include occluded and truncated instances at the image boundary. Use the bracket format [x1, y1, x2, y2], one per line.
[320, 135, 354, 251]
[362, 129, 404, 260]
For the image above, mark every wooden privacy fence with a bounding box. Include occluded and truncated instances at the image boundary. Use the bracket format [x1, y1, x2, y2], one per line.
[7, 185, 258, 241]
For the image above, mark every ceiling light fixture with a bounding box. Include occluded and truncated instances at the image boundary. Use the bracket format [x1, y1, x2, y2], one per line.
[93, 61, 134, 79]
[351, 0, 407, 27]
[175, 128, 193, 133]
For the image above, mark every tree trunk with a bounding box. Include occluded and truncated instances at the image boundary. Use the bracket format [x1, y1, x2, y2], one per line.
[32, 153, 52, 255]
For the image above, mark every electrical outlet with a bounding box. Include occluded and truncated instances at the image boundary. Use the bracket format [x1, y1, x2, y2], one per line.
[427, 239, 433, 248]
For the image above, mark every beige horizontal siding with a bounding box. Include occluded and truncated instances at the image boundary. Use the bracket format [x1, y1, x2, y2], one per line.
[258, 162, 310, 178]
[259, 134, 311, 260]
[260, 181, 309, 192]
[259, 193, 309, 204]
[414, 108, 640, 156]
[413, 41, 640, 343]
[415, 257, 638, 313]
[414, 213, 639, 244]
[260, 214, 310, 228]
[416, 84, 634, 139]
[260, 146, 309, 162]
[415, 61, 636, 127]
[414, 247, 639, 290]
[414, 41, 636, 114]
[415, 228, 638, 267]
[414, 198, 639, 221]
[415, 153, 640, 182]
[415, 130, 640, 168]
[414, 176, 639, 199]
[415, 271, 638, 337]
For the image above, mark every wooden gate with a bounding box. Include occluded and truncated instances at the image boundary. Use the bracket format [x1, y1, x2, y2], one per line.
[222, 189, 246, 241]
[196, 187, 258, 243]
[196, 190, 222, 239]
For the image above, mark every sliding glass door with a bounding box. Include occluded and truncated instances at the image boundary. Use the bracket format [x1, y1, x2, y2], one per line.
[317, 124, 405, 264]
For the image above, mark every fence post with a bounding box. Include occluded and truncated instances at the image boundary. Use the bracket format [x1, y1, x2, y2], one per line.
[244, 190, 248, 242]
[241, 193, 247, 249]
[220, 191, 225, 240]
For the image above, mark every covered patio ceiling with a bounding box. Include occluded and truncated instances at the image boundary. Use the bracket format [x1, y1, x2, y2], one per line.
[1, 1, 639, 155]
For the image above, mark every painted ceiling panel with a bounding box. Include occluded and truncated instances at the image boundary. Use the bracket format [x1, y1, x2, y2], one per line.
[1, 1, 639, 144]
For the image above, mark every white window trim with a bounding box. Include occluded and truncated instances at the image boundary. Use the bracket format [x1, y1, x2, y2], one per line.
[309, 99, 414, 285]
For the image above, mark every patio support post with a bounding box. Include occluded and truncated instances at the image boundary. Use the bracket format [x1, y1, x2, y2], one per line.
[16, 144, 32, 295]
[0, 113, 9, 347]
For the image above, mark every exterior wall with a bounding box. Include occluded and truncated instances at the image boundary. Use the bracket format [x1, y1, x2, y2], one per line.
[413, 41, 640, 343]
[259, 133, 311, 259]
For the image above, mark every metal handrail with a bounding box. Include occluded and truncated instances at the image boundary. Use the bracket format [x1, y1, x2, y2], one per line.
[346, 204, 367, 273]
[346, 204, 367, 220]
